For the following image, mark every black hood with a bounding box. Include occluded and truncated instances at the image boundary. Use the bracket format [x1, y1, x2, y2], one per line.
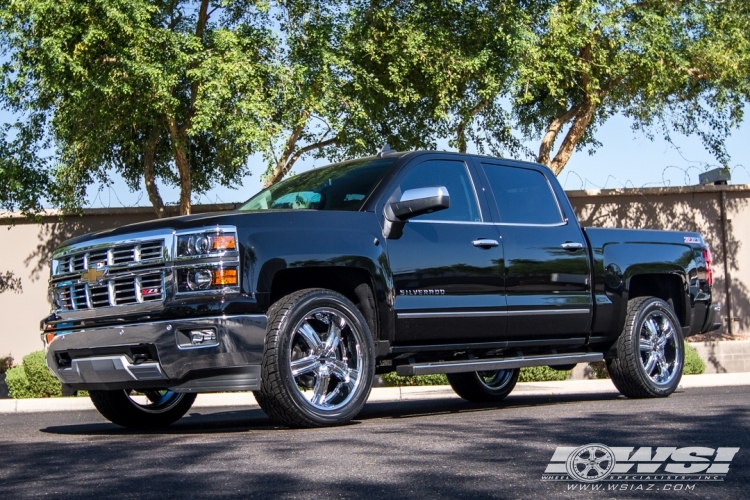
[61, 210, 245, 247]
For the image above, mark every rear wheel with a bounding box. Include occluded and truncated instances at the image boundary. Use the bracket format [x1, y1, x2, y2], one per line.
[447, 368, 519, 402]
[254, 288, 375, 427]
[607, 296, 684, 398]
[89, 389, 196, 428]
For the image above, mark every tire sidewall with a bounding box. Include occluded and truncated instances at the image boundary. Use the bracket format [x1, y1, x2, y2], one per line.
[628, 298, 684, 396]
[274, 290, 375, 425]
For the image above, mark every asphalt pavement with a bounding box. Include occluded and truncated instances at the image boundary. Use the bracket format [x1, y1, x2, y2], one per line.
[1, 384, 748, 499]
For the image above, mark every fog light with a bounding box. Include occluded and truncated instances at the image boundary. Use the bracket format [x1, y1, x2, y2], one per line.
[188, 269, 213, 290]
[190, 329, 217, 345]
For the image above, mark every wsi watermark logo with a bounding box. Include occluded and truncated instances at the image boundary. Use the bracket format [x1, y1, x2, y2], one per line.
[542, 444, 739, 485]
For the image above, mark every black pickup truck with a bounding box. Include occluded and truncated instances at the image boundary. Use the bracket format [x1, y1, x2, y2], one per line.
[42, 150, 721, 428]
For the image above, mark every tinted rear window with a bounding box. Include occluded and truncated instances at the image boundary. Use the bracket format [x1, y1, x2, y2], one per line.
[481, 164, 562, 224]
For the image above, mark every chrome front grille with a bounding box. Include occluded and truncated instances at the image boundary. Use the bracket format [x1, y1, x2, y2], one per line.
[54, 272, 165, 310]
[56, 239, 165, 276]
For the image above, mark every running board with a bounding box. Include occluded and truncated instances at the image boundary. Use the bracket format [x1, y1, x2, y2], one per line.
[396, 352, 603, 376]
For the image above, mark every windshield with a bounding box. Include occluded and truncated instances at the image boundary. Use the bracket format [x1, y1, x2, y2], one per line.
[239, 157, 397, 212]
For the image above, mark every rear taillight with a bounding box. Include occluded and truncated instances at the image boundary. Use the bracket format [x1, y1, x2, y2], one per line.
[703, 248, 713, 287]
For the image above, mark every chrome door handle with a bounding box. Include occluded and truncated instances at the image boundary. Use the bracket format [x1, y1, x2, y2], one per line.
[561, 242, 584, 250]
[472, 239, 499, 248]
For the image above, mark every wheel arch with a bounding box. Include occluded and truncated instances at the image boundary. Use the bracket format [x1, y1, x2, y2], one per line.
[625, 272, 689, 329]
[268, 266, 381, 341]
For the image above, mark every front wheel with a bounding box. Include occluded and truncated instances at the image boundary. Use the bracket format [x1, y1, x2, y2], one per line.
[447, 368, 519, 402]
[254, 288, 375, 428]
[607, 296, 684, 398]
[89, 389, 196, 428]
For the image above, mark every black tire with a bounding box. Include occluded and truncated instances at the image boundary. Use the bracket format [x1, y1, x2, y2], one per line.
[89, 390, 196, 428]
[254, 288, 375, 428]
[606, 296, 684, 398]
[447, 368, 520, 402]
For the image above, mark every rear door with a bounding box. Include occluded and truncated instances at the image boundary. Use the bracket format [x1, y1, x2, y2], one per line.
[384, 155, 507, 345]
[476, 161, 593, 340]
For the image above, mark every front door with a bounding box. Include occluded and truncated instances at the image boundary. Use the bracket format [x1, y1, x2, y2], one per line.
[385, 157, 507, 345]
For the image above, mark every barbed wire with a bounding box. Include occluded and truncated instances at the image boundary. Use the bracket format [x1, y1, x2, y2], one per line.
[562, 163, 750, 191]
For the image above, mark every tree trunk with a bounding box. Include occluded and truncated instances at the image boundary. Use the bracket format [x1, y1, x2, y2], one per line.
[548, 100, 596, 175]
[455, 100, 487, 155]
[537, 104, 582, 167]
[456, 121, 468, 154]
[143, 126, 167, 219]
[167, 118, 192, 215]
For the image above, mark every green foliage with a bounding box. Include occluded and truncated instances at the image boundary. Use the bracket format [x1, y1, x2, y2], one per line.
[0, 354, 13, 374]
[518, 366, 570, 382]
[0, 0, 280, 215]
[512, 0, 750, 172]
[684, 342, 706, 375]
[2, 0, 748, 210]
[6, 350, 61, 398]
[382, 366, 571, 386]
[5, 365, 34, 398]
[381, 372, 449, 387]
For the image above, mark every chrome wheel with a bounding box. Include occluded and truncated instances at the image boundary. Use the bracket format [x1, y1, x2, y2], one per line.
[475, 370, 514, 390]
[638, 310, 682, 386]
[126, 390, 186, 414]
[607, 296, 684, 398]
[289, 308, 363, 411]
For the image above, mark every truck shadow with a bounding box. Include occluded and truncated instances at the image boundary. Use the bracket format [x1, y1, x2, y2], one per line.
[39, 392, 622, 436]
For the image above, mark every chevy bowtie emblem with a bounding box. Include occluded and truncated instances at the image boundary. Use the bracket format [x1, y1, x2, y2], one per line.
[81, 267, 106, 285]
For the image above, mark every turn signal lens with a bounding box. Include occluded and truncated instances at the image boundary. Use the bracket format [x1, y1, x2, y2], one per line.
[703, 248, 713, 287]
[45, 333, 56, 344]
[212, 269, 238, 286]
[212, 235, 236, 251]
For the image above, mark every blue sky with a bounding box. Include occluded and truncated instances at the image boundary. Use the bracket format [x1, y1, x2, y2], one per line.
[2, 108, 749, 209]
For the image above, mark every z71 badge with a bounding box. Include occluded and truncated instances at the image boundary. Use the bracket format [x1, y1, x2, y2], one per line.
[684, 236, 702, 244]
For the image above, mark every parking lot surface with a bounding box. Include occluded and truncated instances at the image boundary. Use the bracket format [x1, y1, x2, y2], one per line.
[1, 386, 748, 499]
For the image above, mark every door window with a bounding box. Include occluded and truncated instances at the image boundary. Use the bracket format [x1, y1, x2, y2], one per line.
[481, 164, 562, 224]
[393, 160, 481, 222]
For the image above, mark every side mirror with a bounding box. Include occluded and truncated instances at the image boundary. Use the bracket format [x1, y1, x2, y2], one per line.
[386, 186, 450, 222]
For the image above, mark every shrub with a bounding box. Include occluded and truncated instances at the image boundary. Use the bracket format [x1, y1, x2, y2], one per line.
[0, 354, 13, 374]
[6, 350, 62, 399]
[5, 365, 34, 398]
[518, 366, 570, 382]
[684, 342, 706, 375]
[381, 372, 449, 386]
[382, 366, 573, 386]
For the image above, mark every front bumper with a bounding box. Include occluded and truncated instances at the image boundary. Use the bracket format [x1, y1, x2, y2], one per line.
[44, 315, 267, 392]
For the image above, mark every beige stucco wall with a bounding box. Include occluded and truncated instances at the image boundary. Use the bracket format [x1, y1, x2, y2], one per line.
[0, 186, 747, 361]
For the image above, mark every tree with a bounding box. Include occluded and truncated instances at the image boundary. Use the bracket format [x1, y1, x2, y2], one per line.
[1, 0, 279, 217]
[260, 0, 455, 188]
[0, 119, 55, 217]
[512, 0, 750, 174]
[342, 0, 536, 161]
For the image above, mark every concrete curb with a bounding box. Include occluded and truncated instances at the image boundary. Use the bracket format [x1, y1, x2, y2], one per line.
[2, 372, 748, 415]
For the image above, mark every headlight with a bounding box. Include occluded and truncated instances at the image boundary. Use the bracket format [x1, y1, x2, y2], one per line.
[176, 229, 237, 258]
[174, 226, 240, 294]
